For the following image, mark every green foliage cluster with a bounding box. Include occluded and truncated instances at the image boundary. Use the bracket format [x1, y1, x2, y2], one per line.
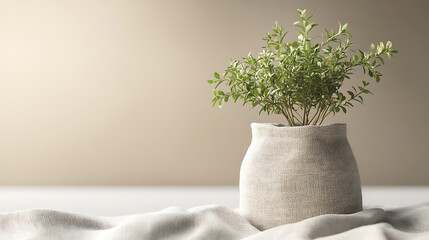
[208, 9, 397, 126]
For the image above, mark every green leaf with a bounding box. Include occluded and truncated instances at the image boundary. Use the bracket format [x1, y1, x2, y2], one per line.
[386, 41, 392, 48]
[341, 23, 348, 32]
[377, 42, 384, 54]
[207, 80, 214, 84]
[214, 72, 220, 79]
[370, 43, 375, 52]
[218, 98, 224, 108]
[232, 95, 239, 102]
[359, 50, 364, 59]
[377, 55, 385, 64]
[224, 95, 229, 102]
[280, 32, 287, 43]
[297, 9, 307, 17]
[324, 28, 330, 37]
[289, 41, 299, 48]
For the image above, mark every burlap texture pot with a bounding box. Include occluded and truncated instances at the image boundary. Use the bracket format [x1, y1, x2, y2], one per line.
[239, 123, 362, 230]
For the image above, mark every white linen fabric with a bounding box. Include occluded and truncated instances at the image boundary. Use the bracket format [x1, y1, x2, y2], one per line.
[1, 203, 428, 240]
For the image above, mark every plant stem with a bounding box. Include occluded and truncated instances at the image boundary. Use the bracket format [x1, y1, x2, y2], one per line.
[308, 103, 322, 124]
[313, 103, 325, 124]
[319, 106, 331, 124]
[281, 108, 294, 126]
[302, 104, 307, 125]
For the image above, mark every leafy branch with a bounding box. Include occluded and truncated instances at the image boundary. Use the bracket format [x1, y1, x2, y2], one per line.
[208, 9, 397, 126]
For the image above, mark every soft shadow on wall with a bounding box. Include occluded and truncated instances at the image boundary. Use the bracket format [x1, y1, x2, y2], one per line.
[0, 0, 428, 185]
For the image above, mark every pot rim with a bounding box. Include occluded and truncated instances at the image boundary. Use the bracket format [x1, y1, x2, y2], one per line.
[250, 122, 347, 138]
[251, 122, 346, 129]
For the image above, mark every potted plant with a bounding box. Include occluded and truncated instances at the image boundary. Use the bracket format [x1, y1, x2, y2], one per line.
[208, 9, 397, 230]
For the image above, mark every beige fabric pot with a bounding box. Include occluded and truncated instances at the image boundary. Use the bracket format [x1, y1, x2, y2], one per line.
[239, 123, 362, 230]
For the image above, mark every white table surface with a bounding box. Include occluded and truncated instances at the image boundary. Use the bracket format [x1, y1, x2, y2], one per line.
[0, 186, 428, 216]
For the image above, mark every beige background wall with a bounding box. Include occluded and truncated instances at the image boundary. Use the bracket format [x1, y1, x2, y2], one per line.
[0, 0, 428, 185]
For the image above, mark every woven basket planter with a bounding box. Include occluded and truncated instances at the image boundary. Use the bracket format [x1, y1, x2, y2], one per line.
[239, 123, 362, 230]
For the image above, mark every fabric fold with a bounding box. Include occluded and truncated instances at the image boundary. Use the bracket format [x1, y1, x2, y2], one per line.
[0, 203, 428, 240]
